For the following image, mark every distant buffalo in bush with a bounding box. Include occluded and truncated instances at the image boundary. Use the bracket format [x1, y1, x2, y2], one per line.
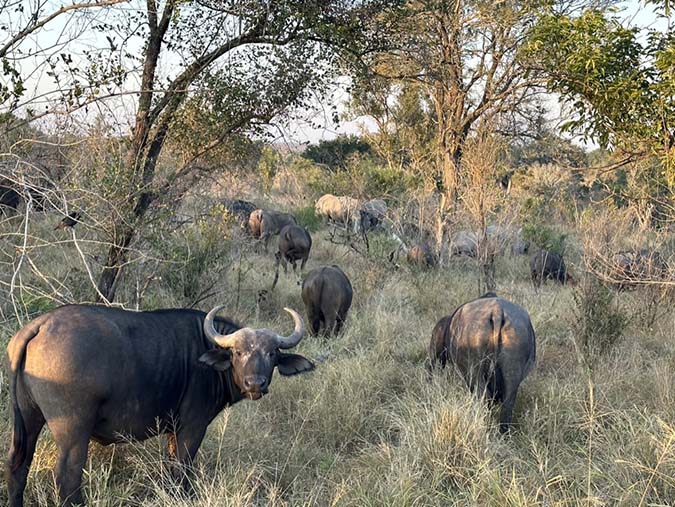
[222, 199, 256, 228]
[301, 265, 353, 336]
[248, 209, 297, 251]
[359, 198, 387, 233]
[611, 249, 669, 289]
[315, 194, 360, 230]
[450, 230, 478, 257]
[530, 249, 574, 287]
[276, 225, 312, 274]
[429, 293, 536, 433]
[407, 243, 436, 270]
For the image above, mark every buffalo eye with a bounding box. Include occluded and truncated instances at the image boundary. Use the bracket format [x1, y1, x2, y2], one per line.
[268, 350, 276, 358]
[235, 350, 243, 357]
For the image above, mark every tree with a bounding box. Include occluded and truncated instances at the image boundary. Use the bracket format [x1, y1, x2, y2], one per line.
[355, 1, 550, 204]
[528, 5, 675, 223]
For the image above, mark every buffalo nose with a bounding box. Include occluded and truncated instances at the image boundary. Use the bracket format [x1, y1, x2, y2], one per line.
[244, 376, 267, 390]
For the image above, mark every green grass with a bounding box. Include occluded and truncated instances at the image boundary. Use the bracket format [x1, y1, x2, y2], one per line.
[0, 215, 674, 506]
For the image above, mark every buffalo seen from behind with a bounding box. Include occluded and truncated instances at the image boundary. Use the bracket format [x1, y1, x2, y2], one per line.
[273, 225, 313, 288]
[428, 293, 536, 433]
[6, 304, 313, 507]
[530, 249, 575, 287]
[301, 265, 353, 336]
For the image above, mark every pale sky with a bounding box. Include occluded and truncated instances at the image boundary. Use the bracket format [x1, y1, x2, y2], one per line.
[0, 0, 667, 146]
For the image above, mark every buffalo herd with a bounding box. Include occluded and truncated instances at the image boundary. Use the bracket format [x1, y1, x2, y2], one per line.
[4, 192, 671, 506]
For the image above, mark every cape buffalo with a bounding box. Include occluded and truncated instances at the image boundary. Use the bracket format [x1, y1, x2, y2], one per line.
[359, 198, 387, 233]
[222, 199, 256, 229]
[407, 243, 437, 269]
[450, 230, 478, 257]
[276, 225, 312, 273]
[611, 249, 669, 289]
[248, 209, 297, 251]
[315, 194, 359, 230]
[530, 249, 574, 287]
[301, 265, 353, 336]
[6, 305, 313, 506]
[54, 211, 81, 230]
[428, 293, 536, 433]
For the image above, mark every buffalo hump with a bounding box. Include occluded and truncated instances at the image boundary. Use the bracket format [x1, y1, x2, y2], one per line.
[429, 295, 536, 433]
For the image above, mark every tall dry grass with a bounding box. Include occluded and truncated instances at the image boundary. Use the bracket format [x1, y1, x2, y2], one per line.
[0, 203, 674, 506]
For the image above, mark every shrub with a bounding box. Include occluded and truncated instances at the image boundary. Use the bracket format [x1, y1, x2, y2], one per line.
[572, 277, 627, 360]
[294, 205, 322, 232]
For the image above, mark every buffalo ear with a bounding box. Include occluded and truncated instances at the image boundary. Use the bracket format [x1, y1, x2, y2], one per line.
[198, 349, 232, 371]
[277, 352, 314, 376]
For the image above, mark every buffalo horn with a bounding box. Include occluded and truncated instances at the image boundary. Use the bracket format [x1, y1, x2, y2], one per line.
[275, 307, 305, 349]
[204, 305, 240, 349]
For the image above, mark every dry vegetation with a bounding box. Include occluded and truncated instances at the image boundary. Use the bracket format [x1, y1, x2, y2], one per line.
[1, 179, 674, 506]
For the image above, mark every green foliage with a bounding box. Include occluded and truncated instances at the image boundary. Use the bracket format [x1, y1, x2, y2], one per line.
[153, 215, 232, 307]
[573, 277, 628, 359]
[521, 197, 568, 254]
[257, 146, 280, 193]
[293, 205, 322, 232]
[302, 135, 373, 170]
[288, 155, 330, 195]
[529, 9, 675, 187]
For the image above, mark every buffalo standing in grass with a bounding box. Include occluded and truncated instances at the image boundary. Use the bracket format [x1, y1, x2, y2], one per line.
[315, 194, 360, 230]
[359, 198, 387, 233]
[276, 225, 312, 273]
[248, 209, 297, 251]
[611, 249, 669, 289]
[301, 266, 353, 336]
[6, 305, 313, 506]
[222, 199, 256, 229]
[428, 293, 536, 433]
[530, 249, 574, 287]
[407, 243, 437, 270]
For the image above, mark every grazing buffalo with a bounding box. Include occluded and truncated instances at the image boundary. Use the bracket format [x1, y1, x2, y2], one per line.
[359, 198, 387, 233]
[530, 249, 574, 287]
[407, 243, 437, 270]
[248, 209, 297, 251]
[450, 230, 478, 257]
[301, 266, 353, 336]
[54, 211, 81, 230]
[315, 194, 359, 229]
[273, 225, 312, 288]
[611, 249, 669, 289]
[6, 305, 313, 506]
[222, 199, 256, 228]
[428, 293, 536, 433]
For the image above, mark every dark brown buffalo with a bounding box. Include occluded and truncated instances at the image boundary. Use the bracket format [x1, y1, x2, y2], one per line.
[6, 305, 313, 506]
[222, 199, 256, 228]
[530, 249, 574, 287]
[248, 209, 297, 251]
[301, 266, 353, 336]
[54, 211, 81, 230]
[407, 243, 437, 269]
[428, 293, 536, 433]
[276, 225, 312, 273]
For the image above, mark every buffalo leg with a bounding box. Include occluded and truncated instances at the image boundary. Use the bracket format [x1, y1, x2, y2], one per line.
[498, 384, 518, 434]
[170, 426, 207, 491]
[51, 419, 94, 506]
[300, 257, 307, 272]
[7, 404, 45, 507]
[324, 313, 337, 337]
[306, 306, 321, 336]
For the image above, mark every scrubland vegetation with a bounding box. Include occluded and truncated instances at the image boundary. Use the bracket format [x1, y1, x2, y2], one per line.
[2, 0, 675, 505]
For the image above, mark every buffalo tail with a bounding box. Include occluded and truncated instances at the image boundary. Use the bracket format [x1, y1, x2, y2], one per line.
[7, 321, 41, 472]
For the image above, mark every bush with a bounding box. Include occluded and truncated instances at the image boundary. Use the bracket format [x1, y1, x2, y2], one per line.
[572, 277, 627, 359]
[521, 197, 568, 254]
[293, 205, 322, 232]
